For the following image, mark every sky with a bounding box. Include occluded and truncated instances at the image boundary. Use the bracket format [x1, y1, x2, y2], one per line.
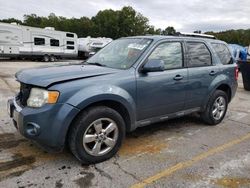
[0, 0, 249, 32]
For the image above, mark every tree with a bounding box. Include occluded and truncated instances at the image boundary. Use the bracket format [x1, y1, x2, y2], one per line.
[194, 30, 202, 34]
[118, 6, 150, 37]
[0, 18, 22, 24]
[91, 9, 120, 38]
[205, 29, 250, 46]
[162, 26, 176, 35]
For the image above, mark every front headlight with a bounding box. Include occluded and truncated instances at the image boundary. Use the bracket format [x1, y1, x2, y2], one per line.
[27, 88, 59, 108]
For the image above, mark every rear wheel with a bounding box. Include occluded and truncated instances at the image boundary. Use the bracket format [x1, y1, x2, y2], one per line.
[50, 55, 56, 62]
[43, 55, 50, 62]
[68, 106, 125, 164]
[201, 90, 228, 125]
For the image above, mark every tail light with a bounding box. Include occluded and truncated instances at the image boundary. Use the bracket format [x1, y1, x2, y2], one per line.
[235, 66, 239, 81]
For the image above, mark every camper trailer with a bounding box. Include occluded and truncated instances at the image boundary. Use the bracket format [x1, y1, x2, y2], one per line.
[0, 22, 78, 61]
[78, 37, 112, 58]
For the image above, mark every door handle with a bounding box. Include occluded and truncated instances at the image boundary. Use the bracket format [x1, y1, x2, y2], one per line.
[209, 70, 216, 76]
[173, 75, 183, 81]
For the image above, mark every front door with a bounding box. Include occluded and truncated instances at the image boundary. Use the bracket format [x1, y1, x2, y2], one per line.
[136, 41, 188, 120]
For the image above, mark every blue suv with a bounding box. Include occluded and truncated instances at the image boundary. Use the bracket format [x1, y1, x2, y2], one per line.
[8, 35, 238, 164]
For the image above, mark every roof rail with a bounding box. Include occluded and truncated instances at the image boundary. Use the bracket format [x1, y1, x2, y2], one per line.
[175, 32, 216, 39]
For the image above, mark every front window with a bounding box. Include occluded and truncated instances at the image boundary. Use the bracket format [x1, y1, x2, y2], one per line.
[148, 42, 183, 70]
[86, 38, 152, 69]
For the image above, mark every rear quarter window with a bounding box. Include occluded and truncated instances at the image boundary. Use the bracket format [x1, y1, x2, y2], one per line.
[211, 43, 232, 65]
[186, 42, 212, 67]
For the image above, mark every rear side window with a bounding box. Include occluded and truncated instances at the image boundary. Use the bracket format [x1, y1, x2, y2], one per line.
[211, 43, 232, 65]
[187, 42, 212, 67]
[148, 42, 183, 70]
[34, 38, 45, 45]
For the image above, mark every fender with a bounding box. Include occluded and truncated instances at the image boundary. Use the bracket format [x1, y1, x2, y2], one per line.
[202, 74, 232, 110]
[66, 85, 136, 131]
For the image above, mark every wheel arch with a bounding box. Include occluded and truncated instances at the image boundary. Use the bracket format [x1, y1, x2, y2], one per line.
[65, 98, 136, 147]
[202, 82, 232, 111]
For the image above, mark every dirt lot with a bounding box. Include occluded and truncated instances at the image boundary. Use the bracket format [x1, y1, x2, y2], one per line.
[0, 60, 249, 188]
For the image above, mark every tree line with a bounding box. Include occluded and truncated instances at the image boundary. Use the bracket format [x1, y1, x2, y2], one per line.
[0, 6, 249, 46]
[205, 30, 250, 47]
[0, 7, 166, 38]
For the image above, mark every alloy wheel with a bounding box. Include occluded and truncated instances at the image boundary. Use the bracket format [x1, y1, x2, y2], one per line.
[82, 118, 118, 156]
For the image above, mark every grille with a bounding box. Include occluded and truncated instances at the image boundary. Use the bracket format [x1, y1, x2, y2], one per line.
[16, 83, 31, 106]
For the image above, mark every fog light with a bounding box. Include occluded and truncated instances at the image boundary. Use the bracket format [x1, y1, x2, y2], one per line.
[26, 123, 40, 136]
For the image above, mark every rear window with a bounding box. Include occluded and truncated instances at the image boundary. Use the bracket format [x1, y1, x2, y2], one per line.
[211, 43, 232, 65]
[187, 42, 212, 67]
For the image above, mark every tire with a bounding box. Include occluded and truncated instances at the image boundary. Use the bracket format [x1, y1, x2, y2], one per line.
[43, 55, 50, 62]
[68, 106, 125, 164]
[201, 90, 228, 125]
[50, 55, 56, 62]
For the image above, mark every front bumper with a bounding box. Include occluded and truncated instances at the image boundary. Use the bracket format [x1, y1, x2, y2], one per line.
[7, 98, 80, 152]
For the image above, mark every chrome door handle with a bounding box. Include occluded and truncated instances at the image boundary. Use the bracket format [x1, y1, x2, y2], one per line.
[173, 75, 183, 81]
[209, 71, 216, 76]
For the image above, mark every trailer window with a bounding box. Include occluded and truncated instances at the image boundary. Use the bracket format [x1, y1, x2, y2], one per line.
[66, 33, 74, 38]
[67, 46, 74, 50]
[34, 38, 45, 45]
[67, 41, 74, 45]
[50, 39, 60, 47]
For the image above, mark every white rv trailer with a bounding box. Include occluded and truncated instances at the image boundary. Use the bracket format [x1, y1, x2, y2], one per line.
[0, 22, 78, 61]
[78, 37, 112, 58]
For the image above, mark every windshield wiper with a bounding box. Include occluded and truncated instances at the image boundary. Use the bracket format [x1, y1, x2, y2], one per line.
[85, 62, 107, 67]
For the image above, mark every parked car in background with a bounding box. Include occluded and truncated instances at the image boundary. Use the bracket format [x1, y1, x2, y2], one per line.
[0, 22, 78, 61]
[8, 34, 238, 164]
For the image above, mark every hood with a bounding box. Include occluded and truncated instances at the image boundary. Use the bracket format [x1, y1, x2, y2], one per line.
[15, 64, 118, 87]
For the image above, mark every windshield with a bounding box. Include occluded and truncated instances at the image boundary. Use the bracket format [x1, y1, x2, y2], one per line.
[86, 38, 152, 69]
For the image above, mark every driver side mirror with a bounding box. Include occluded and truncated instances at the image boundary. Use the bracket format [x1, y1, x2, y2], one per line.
[141, 59, 165, 73]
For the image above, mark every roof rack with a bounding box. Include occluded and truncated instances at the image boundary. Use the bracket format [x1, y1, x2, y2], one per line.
[175, 32, 216, 39]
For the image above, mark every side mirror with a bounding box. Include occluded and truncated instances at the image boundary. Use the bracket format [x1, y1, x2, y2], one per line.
[141, 59, 165, 73]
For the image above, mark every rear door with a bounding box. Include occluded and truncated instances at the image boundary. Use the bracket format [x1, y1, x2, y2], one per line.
[185, 41, 219, 109]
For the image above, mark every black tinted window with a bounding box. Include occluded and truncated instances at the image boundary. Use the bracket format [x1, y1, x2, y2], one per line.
[67, 41, 74, 45]
[67, 46, 74, 50]
[148, 42, 183, 70]
[66, 33, 74, 38]
[50, 39, 59, 47]
[187, 42, 211, 67]
[34, 38, 45, 45]
[211, 43, 232, 65]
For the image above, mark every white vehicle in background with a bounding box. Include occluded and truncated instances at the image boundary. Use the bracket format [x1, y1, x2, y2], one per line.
[78, 36, 112, 58]
[0, 22, 78, 61]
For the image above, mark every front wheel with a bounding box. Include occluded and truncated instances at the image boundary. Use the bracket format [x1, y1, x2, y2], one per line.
[68, 106, 125, 164]
[201, 90, 228, 125]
